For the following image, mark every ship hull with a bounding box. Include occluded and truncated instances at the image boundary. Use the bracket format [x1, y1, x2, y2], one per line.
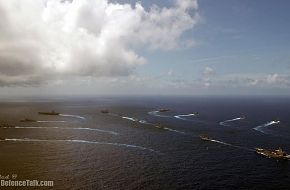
[38, 112, 60, 115]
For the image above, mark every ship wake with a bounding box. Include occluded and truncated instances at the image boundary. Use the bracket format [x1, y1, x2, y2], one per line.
[37, 120, 67, 123]
[148, 111, 172, 118]
[207, 139, 254, 152]
[59, 114, 86, 120]
[253, 121, 280, 135]
[5, 126, 119, 135]
[219, 117, 245, 127]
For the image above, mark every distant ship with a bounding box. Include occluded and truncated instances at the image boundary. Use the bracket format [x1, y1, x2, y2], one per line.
[256, 148, 290, 160]
[155, 124, 165, 129]
[200, 134, 212, 141]
[100, 110, 109, 114]
[38, 111, 60, 115]
[158, 109, 170, 112]
[20, 118, 37, 122]
[191, 112, 199, 115]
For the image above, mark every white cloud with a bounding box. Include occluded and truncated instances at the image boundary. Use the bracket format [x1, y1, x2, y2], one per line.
[205, 73, 290, 89]
[203, 66, 215, 75]
[167, 69, 174, 76]
[0, 0, 199, 86]
[266, 73, 290, 87]
[267, 73, 279, 84]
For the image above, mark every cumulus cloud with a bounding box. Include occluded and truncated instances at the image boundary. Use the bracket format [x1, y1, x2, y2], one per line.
[0, 0, 199, 86]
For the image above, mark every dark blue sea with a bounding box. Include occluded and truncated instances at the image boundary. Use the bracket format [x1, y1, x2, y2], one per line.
[0, 96, 290, 189]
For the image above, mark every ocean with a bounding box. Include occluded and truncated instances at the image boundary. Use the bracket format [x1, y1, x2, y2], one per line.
[0, 96, 289, 190]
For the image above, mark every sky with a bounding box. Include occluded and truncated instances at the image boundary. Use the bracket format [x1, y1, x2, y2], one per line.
[0, 0, 290, 97]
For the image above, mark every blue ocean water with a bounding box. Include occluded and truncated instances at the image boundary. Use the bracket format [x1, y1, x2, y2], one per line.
[0, 96, 289, 189]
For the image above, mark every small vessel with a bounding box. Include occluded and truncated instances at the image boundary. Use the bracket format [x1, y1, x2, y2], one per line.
[155, 124, 165, 129]
[158, 109, 170, 112]
[38, 111, 60, 115]
[200, 134, 212, 141]
[100, 110, 109, 114]
[255, 147, 290, 160]
[191, 112, 199, 115]
[20, 118, 37, 122]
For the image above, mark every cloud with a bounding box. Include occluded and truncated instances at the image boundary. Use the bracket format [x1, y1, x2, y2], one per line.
[267, 73, 279, 84]
[203, 66, 215, 75]
[206, 73, 290, 89]
[266, 73, 290, 87]
[0, 0, 199, 86]
[167, 69, 174, 76]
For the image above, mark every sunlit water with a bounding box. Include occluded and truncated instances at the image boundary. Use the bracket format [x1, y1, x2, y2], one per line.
[0, 96, 290, 190]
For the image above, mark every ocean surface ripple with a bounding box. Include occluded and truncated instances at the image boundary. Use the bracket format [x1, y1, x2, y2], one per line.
[0, 138, 160, 154]
[3, 126, 119, 135]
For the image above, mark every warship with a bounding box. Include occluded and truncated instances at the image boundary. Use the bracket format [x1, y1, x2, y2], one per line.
[20, 118, 37, 122]
[200, 134, 212, 141]
[255, 147, 290, 160]
[38, 111, 60, 115]
[100, 110, 109, 114]
[158, 109, 170, 112]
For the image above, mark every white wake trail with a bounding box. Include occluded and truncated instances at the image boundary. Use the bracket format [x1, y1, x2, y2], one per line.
[59, 114, 86, 120]
[0, 138, 159, 154]
[174, 113, 197, 120]
[9, 126, 119, 135]
[121, 116, 156, 126]
[173, 113, 213, 125]
[208, 139, 254, 152]
[219, 117, 245, 126]
[173, 115, 188, 121]
[163, 127, 186, 135]
[37, 121, 67, 123]
[148, 111, 172, 118]
[264, 121, 280, 127]
[253, 120, 280, 135]
[122, 116, 138, 122]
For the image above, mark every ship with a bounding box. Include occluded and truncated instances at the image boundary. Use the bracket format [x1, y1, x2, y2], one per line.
[200, 134, 212, 141]
[38, 111, 60, 115]
[255, 147, 290, 160]
[20, 118, 37, 122]
[158, 109, 170, 112]
[100, 110, 109, 114]
[155, 124, 165, 129]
